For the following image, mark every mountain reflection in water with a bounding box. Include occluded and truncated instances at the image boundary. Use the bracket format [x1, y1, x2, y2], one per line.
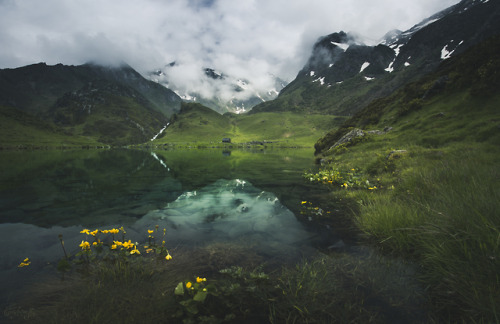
[135, 179, 312, 256]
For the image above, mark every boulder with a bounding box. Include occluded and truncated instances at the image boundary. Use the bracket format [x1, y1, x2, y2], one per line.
[328, 128, 365, 150]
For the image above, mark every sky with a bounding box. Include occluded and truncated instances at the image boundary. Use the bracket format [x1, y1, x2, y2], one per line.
[0, 0, 460, 98]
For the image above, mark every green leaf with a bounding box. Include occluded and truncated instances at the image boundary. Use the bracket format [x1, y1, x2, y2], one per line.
[193, 291, 208, 302]
[174, 282, 185, 295]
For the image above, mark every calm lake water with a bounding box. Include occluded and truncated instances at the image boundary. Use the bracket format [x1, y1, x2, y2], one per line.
[0, 148, 353, 309]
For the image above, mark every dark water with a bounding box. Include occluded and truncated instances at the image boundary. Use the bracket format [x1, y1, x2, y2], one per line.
[0, 148, 430, 323]
[0, 149, 351, 307]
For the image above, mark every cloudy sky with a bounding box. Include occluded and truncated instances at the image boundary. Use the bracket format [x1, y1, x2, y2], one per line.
[0, 0, 460, 97]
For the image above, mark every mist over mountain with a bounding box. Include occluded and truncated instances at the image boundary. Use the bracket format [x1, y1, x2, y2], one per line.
[149, 64, 288, 114]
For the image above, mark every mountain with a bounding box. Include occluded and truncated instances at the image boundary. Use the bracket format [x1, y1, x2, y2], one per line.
[308, 34, 500, 323]
[314, 33, 500, 155]
[251, 0, 500, 116]
[0, 63, 182, 145]
[149, 64, 288, 114]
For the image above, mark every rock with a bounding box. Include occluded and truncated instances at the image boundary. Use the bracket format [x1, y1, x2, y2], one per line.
[328, 128, 365, 151]
[387, 150, 408, 160]
[366, 130, 385, 135]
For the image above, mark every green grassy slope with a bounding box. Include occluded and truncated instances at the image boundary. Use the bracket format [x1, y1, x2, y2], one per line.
[154, 103, 345, 146]
[305, 36, 500, 322]
[46, 83, 169, 146]
[0, 105, 103, 147]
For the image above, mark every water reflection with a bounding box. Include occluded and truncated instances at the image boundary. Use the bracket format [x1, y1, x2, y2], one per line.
[135, 179, 312, 256]
[0, 149, 324, 308]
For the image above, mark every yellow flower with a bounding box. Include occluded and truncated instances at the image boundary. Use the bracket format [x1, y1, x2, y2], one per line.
[79, 241, 90, 250]
[203, 288, 207, 292]
[90, 229, 99, 236]
[165, 254, 172, 260]
[80, 229, 90, 235]
[111, 244, 117, 250]
[109, 228, 119, 234]
[196, 277, 207, 283]
[130, 248, 140, 255]
[18, 258, 31, 267]
[186, 282, 192, 289]
[122, 240, 134, 249]
[92, 242, 98, 246]
[147, 229, 154, 234]
[301, 201, 307, 204]
[351, 168, 355, 171]
[113, 241, 123, 246]
[146, 248, 153, 253]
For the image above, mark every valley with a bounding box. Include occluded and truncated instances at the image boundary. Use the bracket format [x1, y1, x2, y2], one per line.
[0, 0, 499, 322]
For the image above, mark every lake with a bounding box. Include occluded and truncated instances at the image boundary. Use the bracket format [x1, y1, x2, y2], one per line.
[0, 148, 354, 308]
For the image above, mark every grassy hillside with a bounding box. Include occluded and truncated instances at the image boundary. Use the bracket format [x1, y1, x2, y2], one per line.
[0, 105, 103, 148]
[154, 102, 345, 147]
[304, 36, 500, 322]
[0, 63, 181, 117]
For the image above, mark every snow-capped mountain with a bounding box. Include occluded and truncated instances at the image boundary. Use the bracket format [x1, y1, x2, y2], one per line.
[149, 64, 287, 114]
[252, 0, 500, 115]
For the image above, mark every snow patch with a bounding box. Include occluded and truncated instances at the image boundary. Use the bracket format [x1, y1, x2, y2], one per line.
[441, 40, 464, 60]
[309, 71, 315, 77]
[385, 61, 395, 73]
[151, 124, 169, 141]
[391, 44, 404, 57]
[313, 77, 325, 85]
[360, 62, 370, 73]
[364, 76, 375, 81]
[331, 41, 349, 51]
[267, 89, 279, 96]
[234, 106, 246, 114]
[404, 62, 411, 67]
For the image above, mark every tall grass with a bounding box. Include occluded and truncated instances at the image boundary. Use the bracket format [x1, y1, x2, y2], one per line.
[356, 148, 500, 321]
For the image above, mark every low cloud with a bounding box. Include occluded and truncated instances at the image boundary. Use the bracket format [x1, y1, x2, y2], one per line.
[0, 0, 460, 96]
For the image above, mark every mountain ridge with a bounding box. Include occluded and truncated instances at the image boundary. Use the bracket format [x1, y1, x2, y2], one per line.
[251, 0, 500, 116]
[0, 63, 182, 145]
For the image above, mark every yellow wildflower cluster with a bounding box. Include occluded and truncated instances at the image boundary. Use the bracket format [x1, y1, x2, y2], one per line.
[300, 201, 331, 219]
[76, 226, 171, 260]
[18, 258, 31, 268]
[80, 228, 121, 236]
[79, 241, 91, 250]
[196, 276, 207, 283]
